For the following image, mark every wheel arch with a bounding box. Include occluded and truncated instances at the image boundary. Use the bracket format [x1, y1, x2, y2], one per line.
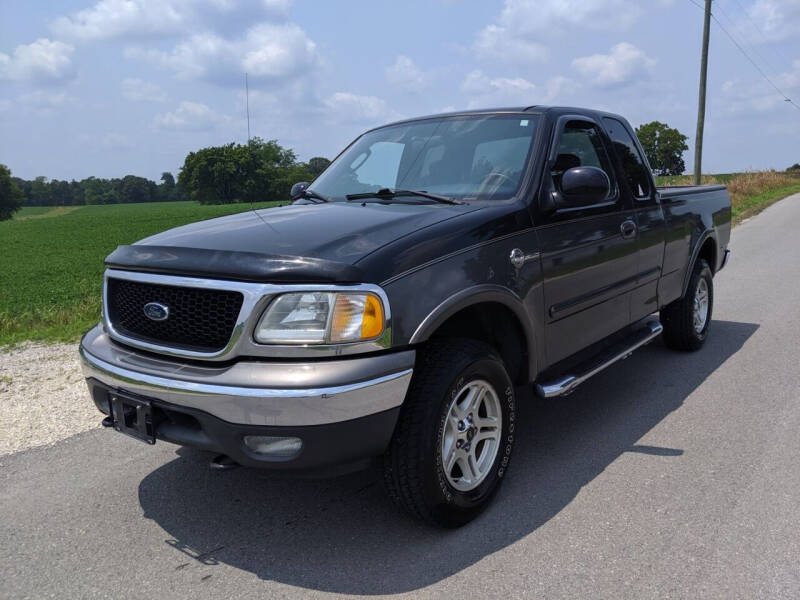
[409, 285, 536, 385]
[681, 230, 717, 297]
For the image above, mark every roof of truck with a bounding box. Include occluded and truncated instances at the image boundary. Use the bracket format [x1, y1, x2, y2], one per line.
[369, 106, 625, 133]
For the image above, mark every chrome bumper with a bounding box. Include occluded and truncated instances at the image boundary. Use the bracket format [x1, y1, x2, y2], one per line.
[80, 325, 414, 427]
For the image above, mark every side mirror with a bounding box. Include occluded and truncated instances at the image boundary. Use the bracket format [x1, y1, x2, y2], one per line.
[290, 181, 309, 199]
[558, 166, 610, 208]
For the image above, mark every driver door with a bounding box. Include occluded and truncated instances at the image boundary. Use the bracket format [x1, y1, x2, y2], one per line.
[535, 117, 639, 366]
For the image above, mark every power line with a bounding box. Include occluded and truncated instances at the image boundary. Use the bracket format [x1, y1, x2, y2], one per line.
[710, 13, 800, 111]
[727, 0, 796, 68]
[714, 0, 789, 83]
[683, 0, 800, 113]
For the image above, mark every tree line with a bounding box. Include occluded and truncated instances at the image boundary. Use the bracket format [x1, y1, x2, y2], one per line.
[2, 122, 797, 222]
[0, 137, 331, 220]
[9, 171, 186, 208]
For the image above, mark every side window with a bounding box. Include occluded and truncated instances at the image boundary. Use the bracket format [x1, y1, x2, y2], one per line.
[603, 117, 651, 198]
[552, 120, 616, 200]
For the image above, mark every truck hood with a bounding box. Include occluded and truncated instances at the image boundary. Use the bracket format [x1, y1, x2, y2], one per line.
[106, 202, 482, 283]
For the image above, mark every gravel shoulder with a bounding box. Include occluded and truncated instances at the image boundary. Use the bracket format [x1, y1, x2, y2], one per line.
[0, 341, 99, 456]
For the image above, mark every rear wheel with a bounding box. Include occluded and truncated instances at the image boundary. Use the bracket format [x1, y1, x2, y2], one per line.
[382, 339, 515, 527]
[661, 258, 714, 351]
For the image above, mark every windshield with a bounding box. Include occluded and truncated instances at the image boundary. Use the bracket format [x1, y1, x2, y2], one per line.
[309, 114, 540, 202]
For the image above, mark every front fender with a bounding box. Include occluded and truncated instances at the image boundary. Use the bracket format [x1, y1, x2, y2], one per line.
[406, 284, 538, 382]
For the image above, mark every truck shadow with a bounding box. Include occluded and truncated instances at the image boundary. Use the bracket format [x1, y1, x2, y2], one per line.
[138, 319, 757, 595]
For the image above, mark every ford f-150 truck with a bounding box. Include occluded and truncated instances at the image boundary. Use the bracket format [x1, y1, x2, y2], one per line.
[80, 106, 731, 527]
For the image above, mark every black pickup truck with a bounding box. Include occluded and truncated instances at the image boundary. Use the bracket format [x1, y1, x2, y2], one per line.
[80, 106, 731, 527]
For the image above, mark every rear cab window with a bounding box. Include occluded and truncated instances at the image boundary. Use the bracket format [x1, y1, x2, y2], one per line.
[603, 117, 652, 199]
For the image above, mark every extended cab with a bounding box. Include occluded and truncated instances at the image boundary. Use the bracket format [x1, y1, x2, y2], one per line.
[80, 106, 731, 526]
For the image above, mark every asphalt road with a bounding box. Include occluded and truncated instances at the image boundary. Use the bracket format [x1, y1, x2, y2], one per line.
[3, 195, 799, 600]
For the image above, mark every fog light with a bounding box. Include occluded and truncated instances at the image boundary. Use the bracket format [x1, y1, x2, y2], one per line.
[243, 435, 303, 458]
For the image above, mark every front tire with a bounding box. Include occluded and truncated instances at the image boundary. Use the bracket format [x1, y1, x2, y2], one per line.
[382, 339, 515, 527]
[661, 258, 714, 351]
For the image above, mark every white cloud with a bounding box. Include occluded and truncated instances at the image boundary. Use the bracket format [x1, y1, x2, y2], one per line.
[0, 38, 75, 83]
[121, 78, 167, 102]
[475, 0, 642, 63]
[324, 92, 400, 123]
[154, 101, 228, 130]
[51, 0, 294, 42]
[130, 23, 318, 86]
[459, 69, 579, 108]
[474, 24, 548, 63]
[544, 75, 581, 103]
[745, 0, 800, 43]
[385, 55, 432, 90]
[460, 70, 537, 108]
[572, 42, 655, 88]
[51, 0, 188, 41]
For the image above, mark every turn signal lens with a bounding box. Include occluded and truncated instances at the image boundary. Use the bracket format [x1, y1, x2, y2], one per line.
[330, 293, 384, 342]
[361, 294, 384, 339]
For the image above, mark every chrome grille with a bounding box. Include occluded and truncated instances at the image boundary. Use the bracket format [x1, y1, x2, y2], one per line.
[106, 277, 243, 352]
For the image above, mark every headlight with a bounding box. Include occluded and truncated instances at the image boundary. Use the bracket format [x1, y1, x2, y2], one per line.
[254, 291, 385, 345]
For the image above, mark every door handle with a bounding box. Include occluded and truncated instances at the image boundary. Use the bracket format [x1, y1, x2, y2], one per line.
[620, 220, 637, 239]
[509, 248, 540, 269]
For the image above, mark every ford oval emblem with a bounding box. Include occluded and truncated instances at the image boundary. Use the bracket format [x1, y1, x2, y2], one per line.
[143, 302, 170, 322]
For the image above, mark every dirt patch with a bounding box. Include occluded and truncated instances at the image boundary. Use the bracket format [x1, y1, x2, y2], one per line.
[0, 342, 99, 456]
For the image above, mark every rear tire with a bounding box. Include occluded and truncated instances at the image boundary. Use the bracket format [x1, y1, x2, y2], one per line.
[382, 339, 515, 528]
[661, 258, 713, 351]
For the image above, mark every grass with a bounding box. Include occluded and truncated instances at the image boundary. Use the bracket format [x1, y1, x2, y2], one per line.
[14, 206, 59, 218]
[657, 170, 800, 223]
[0, 200, 279, 346]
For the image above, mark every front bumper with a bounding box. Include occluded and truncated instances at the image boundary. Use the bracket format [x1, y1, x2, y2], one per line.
[80, 325, 414, 471]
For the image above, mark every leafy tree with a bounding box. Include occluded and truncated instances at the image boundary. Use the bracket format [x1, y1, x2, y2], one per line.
[179, 137, 312, 205]
[160, 171, 176, 188]
[635, 121, 689, 176]
[30, 176, 51, 206]
[119, 175, 153, 203]
[307, 156, 331, 178]
[0, 164, 24, 220]
[787, 163, 800, 172]
[156, 171, 188, 202]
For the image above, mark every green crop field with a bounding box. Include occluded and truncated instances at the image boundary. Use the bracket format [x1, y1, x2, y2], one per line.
[14, 206, 62, 218]
[0, 201, 278, 346]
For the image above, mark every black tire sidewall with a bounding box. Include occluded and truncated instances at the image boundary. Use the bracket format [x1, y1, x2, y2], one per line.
[690, 261, 714, 343]
[422, 355, 515, 524]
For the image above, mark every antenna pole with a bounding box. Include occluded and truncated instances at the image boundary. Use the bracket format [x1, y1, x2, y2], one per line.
[245, 72, 251, 142]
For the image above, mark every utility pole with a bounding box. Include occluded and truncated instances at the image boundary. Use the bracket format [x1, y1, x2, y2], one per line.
[694, 0, 712, 185]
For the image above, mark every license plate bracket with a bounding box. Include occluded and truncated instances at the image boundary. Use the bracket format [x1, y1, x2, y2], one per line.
[109, 392, 157, 445]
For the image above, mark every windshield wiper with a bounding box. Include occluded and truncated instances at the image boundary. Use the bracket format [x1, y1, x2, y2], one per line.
[346, 188, 465, 205]
[295, 188, 331, 203]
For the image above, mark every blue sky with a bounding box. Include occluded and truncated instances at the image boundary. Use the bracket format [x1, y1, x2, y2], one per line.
[1, 0, 798, 181]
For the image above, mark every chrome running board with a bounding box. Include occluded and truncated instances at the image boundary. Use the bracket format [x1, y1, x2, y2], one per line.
[535, 320, 663, 398]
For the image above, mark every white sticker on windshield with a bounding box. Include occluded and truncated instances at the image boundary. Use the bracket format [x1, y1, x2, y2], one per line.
[520, 119, 529, 126]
